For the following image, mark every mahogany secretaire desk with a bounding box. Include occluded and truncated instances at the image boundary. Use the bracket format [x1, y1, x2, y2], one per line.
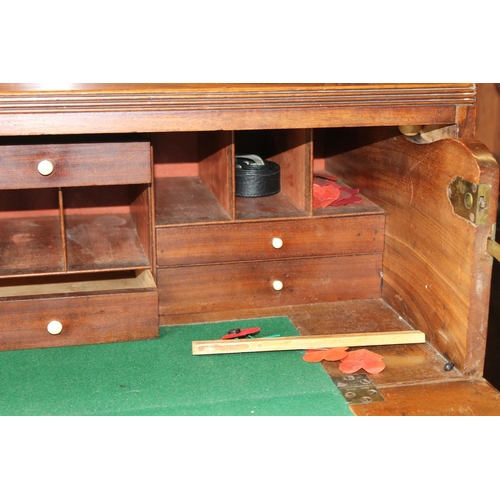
[1, 83, 500, 415]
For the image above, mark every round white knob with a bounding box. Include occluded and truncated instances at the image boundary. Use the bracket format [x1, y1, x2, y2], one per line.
[272, 237, 283, 249]
[37, 160, 54, 176]
[272, 280, 284, 291]
[47, 320, 63, 335]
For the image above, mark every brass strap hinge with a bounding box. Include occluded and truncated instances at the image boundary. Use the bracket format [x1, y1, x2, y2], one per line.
[448, 176, 491, 225]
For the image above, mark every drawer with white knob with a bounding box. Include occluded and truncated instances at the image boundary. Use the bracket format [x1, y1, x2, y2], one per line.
[157, 254, 382, 316]
[0, 140, 151, 189]
[0, 269, 158, 351]
[156, 215, 385, 267]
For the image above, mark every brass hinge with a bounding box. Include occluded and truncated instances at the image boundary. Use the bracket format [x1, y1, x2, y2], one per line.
[448, 176, 490, 225]
[331, 373, 384, 405]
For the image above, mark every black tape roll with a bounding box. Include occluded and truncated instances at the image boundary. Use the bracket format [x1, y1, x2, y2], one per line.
[235, 156, 280, 197]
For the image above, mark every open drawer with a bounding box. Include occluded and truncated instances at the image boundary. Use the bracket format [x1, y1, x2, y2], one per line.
[0, 269, 158, 350]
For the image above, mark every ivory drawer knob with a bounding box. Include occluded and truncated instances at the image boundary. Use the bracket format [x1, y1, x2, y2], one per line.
[272, 280, 284, 291]
[47, 320, 63, 335]
[37, 160, 54, 176]
[272, 237, 283, 249]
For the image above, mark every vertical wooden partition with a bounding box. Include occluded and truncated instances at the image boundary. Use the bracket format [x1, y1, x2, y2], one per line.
[266, 129, 313, 214]
[198, 131, 234, 219]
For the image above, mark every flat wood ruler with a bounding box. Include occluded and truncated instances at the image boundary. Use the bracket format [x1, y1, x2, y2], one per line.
[192, 330, 426, 355]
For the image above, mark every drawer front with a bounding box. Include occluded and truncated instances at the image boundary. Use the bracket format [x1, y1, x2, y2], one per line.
[157, 216, 385, 266]
[0, 288, 158, 350]
[0, 141, 151, 189]
[158, 254, 382, 315]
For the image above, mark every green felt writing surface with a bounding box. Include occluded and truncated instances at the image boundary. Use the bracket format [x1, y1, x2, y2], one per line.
[0, 317, 352, 416]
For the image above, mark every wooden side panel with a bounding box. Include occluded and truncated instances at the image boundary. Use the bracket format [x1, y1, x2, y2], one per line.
[268, 129, 312, 213]
[158, 254, 382, 315]
[130, 185, 153, 266]
[327, 128, 499, 375]
[198, 131, 234, 218]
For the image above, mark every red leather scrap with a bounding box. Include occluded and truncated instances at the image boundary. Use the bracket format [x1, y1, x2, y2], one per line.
[324, 347, 350, 361]
[331, 186, 363, 207]
[303, 350, 329, 362]
[303, 346, 386, 374]
[313, 182, 341, 208]
[313, 175, 363, 208]
[338, 349, 385, 374]
[302, 347, 349, 363]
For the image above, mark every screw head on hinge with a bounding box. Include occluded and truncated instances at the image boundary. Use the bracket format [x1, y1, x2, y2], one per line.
[444, 361, 455, 371]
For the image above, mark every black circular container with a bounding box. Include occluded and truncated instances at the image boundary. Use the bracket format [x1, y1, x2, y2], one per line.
[235, 155, 281, 198]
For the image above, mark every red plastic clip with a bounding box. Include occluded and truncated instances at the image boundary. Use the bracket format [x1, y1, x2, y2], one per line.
[221, 327, 261, 340]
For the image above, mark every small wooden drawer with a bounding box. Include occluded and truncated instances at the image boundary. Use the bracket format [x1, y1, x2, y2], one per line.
[0, 270, 158, 350]
[158, 254, 382, 316]
[0, 141, 151, 189]
[156, 215, 385, 266]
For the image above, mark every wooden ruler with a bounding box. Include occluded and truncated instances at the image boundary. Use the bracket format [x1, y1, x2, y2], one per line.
[192, 330, 426, 355]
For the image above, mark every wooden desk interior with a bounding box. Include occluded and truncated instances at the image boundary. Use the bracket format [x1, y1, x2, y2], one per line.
[1, 84, 499, 415]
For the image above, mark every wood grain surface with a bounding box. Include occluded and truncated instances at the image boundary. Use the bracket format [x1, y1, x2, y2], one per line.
[326, 128, 499, 376]
[158, 254, 382, 315]
[156, 215, 385, 266]
[0, 84, 473, 135]
[0, 141, 151, 189]
[350, 378, 500, 416]
[0, 271, 158, 351]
